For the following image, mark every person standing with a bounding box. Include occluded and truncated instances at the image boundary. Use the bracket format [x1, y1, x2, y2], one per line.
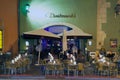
[72, 44, 78, 58]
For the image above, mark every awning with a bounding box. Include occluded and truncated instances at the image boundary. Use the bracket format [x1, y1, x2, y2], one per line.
[23, 29, 60, 39]
[58, 29, 92, 39]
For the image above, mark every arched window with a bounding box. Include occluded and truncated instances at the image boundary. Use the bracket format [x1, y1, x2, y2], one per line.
[44, 25, 72, 34]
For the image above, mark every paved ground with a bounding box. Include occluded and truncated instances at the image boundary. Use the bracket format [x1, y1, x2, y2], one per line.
[0, 65, 120, 80]
[0, 75, 119, 80]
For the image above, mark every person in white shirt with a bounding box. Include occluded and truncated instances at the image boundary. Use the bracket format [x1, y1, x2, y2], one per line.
[72, 44, 78, 58]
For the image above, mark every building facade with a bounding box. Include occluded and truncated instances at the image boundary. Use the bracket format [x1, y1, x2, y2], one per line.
[0, 0, 120, 56]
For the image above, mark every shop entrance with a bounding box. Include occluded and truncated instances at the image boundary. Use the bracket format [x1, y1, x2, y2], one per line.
[43, 24, 89, 55]
[23, 23, 92, 61]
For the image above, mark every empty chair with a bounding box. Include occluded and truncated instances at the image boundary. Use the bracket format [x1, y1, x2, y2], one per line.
[109, 63, 118, 76]
[55, 64, 64, 76]
[67, 64, 77, 76]
[77, 63, 84, 76]
[97, 62, 109, 76]
[45, 64, 55, 76]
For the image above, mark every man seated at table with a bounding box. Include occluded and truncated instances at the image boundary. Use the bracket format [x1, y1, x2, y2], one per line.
[106, 51, 115, 61]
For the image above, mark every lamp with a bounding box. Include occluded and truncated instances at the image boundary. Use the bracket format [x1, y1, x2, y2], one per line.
[88, 40, 92, 46]
[25, 41, 29, 50]
[26, 4, 30, 13]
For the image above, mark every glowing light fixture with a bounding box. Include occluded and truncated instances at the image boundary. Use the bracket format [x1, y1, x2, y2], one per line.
[26, 4, 30, 13]
[88, 40, 92, 46]
[25, 41, 29, 50]
[25, 41, 29, 46]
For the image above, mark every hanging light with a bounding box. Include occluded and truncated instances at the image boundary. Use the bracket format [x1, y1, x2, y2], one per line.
[26, 4, 30, 13]
[25, 41, 29, 50]
[88, 40, 92, 46]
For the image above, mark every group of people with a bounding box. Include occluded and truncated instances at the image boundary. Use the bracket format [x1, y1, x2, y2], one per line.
[90, 46, 116, 65]
[60, 46, 85, 64]
[26, 39, 87, 65]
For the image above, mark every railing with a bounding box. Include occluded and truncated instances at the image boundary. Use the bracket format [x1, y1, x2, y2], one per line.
[39, 59, 119, 78]
[4, 57, 30, 75]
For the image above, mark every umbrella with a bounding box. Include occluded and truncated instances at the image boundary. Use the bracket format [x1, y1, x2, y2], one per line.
[23, 29, 60, 39]
[23, 29, 60, 65]
[59, 28, 92, 54]
[58, 28, 92, 39]
[62, 30, 67, 52]
[35, 40, 42, 65]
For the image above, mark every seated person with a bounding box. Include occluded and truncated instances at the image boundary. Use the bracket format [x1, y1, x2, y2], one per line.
[99, 46, 106, 56]
[106, 51, 115, 60]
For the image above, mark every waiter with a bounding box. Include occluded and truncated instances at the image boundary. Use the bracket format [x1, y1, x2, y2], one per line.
[72, 44, 78, 58]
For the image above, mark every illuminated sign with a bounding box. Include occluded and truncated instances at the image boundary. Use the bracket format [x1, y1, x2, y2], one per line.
[48, 13, 76, 18]
[0, 30, 3, 50]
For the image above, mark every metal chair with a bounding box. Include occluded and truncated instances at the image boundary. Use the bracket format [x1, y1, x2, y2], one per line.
[77, 63, 84, 76]
[97, 62, 109, 76]
[109, 63, 118, 76]
[45, 64, 55, 76]
[67, 64, 77, 76]
[55, 64, 64, 76]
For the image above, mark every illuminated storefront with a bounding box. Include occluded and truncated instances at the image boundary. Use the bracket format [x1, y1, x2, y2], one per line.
[19, 0, 96, 53]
